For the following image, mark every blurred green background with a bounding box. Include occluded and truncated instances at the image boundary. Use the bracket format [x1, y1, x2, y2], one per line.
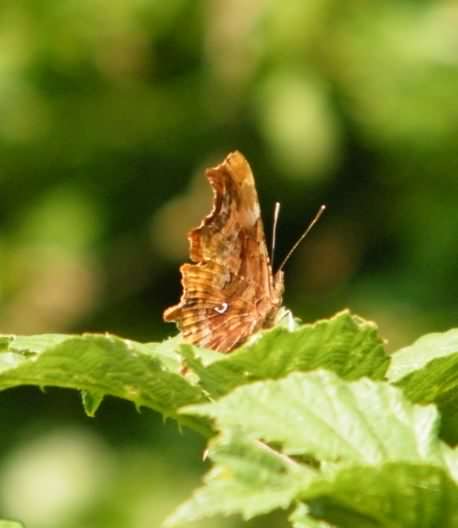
[1, 1, 457, 527]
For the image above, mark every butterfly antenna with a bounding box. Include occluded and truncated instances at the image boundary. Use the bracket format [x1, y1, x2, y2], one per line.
[271, 201, 281, 268]
[277, 204, 326, 272]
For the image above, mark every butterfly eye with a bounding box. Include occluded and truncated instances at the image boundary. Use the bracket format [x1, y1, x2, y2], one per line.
[214, 302, 229, 314]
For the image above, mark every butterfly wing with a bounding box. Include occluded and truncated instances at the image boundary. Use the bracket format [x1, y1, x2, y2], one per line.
[163, 151, 283, 352]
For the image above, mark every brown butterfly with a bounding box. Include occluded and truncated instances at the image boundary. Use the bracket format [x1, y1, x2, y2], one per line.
[163, 151, 324, 353]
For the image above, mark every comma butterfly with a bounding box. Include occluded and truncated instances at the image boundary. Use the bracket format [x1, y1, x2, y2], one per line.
[163, 151, 324, 353]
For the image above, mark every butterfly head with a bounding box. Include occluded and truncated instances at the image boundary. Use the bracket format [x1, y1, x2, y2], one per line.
[273, 269, 284, 300]
[271, 268, 285, 312]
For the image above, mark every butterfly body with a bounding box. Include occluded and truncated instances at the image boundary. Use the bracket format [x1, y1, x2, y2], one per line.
[163, 151, 284, 353]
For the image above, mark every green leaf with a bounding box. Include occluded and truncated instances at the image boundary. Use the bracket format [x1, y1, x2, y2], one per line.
[183, 371, 449, 465]
[81, 390, 104, 417]
[0, 336, 14, 353]
[290, 504, 335, 528]
[301, 463, 458, 528]
[180, 311, 388, 398]
[146, 335, 187, 372]
[0, 333, 209, 434]
[387, 329, 458, 442]
[164, 433, 316, 526]
[388, 328, 458, 383]
[0, 521, 25, 528]
[0, 352, 24, 372]
[0, 311, 386, 437]
[169, 373, 458, 526]
[0, 335, 70, 370]
[7, 334, 70, 354]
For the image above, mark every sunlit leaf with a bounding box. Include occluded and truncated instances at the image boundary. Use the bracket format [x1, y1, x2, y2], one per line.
[300, 464, 458, 528]
[388, 329, 458, 442]
[290, 503, 335, 528]
[183, 371, 448, 464]
[164, 433, 315, 525]
[0, 333, 209, 434]
[81, 390, 104, 417]
[168, 372, 458, 526]
[388, 329, 458, 383]
[180, 311, 388, 398]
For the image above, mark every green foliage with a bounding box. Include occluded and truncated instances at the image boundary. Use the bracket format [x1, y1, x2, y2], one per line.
[167, 372, 458, 527]
[292, 464, 458, 528]
[181, 371, 449, 465]
[164, 433, 315, 525]
[178, 311, 388, 398]
[388, 329, 458, 443]
[0, 333, 208, 434]
[2, 311, 458, 527]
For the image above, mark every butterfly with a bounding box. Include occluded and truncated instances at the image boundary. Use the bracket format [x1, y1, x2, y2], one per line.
[163, 151, 324, 353]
